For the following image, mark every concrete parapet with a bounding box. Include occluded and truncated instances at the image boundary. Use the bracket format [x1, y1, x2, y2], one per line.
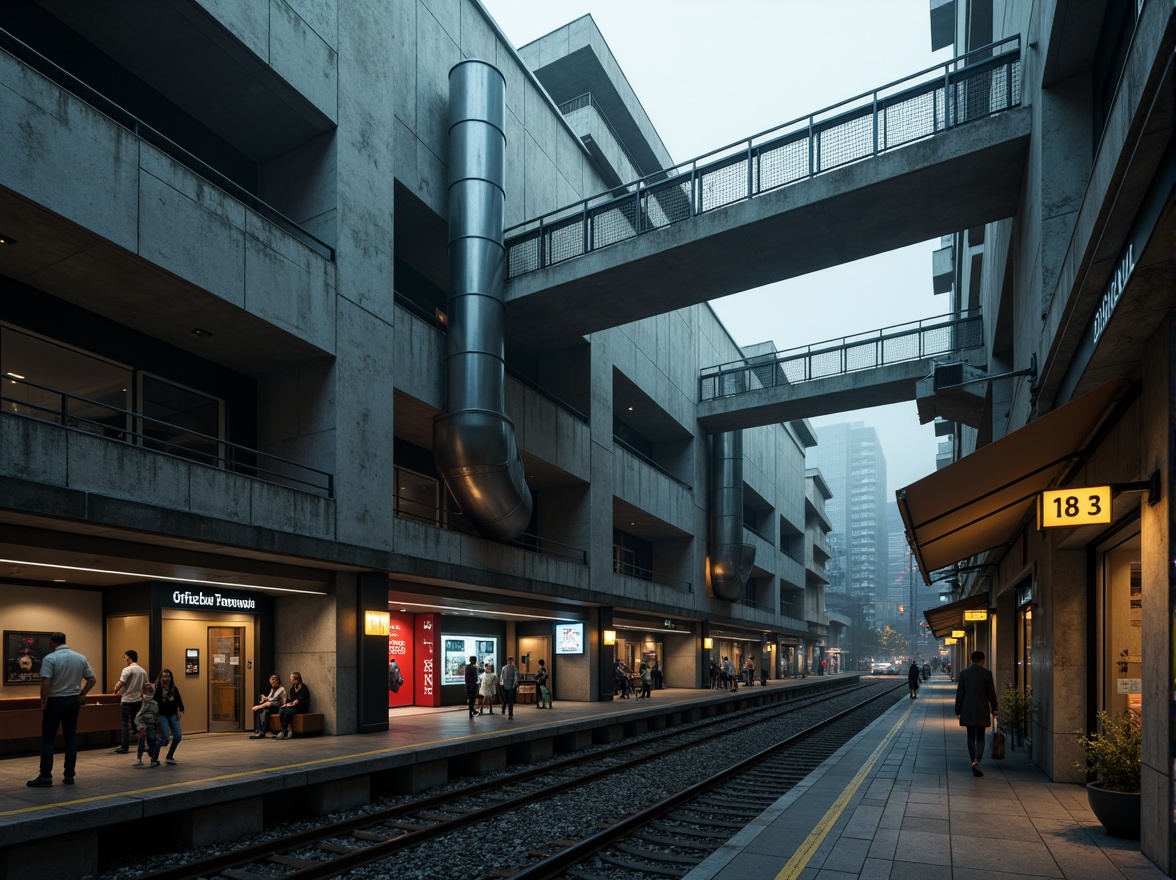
[380, 759, 448, 795]
[591, 723, 625, 744]
[454, 746, 507, 777]
[508, 738, 554, 763]
[179, 796, 264, 848]
[1, 828, 99, 878]
[555, 731, 592, 753]
[623, 718, 648, 737]
[293, 775, 371, 816]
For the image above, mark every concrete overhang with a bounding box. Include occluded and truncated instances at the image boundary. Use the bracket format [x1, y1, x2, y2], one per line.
[504, 106, 1030, 354]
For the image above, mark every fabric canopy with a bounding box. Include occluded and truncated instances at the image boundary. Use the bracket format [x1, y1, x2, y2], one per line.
[896, 378, 1128, 582]
[923, 593, 989, 639]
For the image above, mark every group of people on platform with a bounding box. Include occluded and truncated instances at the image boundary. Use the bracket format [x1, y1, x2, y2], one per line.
[612, 658, 661, 698]
[250, 671, 311, 738]
[27, 638, 187, 787]
[464, 656, 550, 719]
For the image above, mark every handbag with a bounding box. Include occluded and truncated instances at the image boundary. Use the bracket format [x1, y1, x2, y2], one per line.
[991, 723, 1006, 760]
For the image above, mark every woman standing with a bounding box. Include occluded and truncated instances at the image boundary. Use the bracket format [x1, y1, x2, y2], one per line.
[534, 659, 551, 709]
[477, 662, 498, 715]
[277, 672, 310, 739]
[155, 669, 185, 764]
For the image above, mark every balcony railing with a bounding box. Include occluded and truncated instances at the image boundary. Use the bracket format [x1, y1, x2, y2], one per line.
[506, 38, 1020, 278]
[0, 27, 334, 260]
[3, 377, 334, 497]
[614, 436, 693, 490]
[700, 312, 984, 401]
[612, 559, 692, 593]
[394, 493, 588, 565]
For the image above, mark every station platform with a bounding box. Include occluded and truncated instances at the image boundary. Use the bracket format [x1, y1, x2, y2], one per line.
[0, 677, 838, 877]
[685, 677, 1165, 880]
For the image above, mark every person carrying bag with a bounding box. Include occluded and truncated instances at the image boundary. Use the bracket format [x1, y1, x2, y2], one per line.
[991, 715, 1006, 760]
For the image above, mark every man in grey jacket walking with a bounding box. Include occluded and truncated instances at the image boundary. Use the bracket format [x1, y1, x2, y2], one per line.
[499, 656, 519, 718]
[955, 650, 998, 776]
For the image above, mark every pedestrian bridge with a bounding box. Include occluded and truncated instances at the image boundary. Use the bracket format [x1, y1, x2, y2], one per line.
[696, 312, 984, 431]
[503, 39, 1027, 354]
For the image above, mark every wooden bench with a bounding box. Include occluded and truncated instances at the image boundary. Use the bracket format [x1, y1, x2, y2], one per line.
[0, 694, 122, 741]
[268, 712, 324, 736]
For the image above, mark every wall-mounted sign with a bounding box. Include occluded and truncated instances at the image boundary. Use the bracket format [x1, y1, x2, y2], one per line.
[555, 622, 585, 655]
[963, 610, 988, 622]
[185, 648, 199, 675]
[1039, 486, 1111, 528]
[164, 589, 258, 610]
[943, 637, 957, 645]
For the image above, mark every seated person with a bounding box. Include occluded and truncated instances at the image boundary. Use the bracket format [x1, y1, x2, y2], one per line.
[276, 672, 310, 739]
[250, 674, 286, 738]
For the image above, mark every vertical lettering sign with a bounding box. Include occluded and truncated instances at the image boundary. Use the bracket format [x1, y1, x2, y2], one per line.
[414, 614, 440, 707]
[1039, 486, 1112, 528]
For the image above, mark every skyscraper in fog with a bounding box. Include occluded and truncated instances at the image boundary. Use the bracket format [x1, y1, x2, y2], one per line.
[809, 423, 888, 614]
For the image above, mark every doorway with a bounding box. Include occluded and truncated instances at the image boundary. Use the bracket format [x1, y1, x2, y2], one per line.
[208, 626, 244, 731]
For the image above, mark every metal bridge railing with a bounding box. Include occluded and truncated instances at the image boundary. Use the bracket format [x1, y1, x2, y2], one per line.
[505, 37, 1020, 279]
[699, 313, 984, 401]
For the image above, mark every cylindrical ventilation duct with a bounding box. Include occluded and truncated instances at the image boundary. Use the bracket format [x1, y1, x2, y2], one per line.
[709, 430, 755, 601]
[433, 59, 533, 542]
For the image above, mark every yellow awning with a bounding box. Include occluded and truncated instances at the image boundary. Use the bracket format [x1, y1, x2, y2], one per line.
[896, 378, 1128, 582]
[924, 593, 988, 638]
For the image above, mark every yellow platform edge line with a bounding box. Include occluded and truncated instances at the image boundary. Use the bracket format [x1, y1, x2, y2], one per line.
[774, 701, 915, 880]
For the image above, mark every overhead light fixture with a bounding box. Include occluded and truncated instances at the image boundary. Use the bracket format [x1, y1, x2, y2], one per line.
[191, 328, 213, 338]
[603, 629, 617, 646]
[0, 558, 328, 595]
[627, 406, 634, 411]
[5, 372, 25, 380]
[0, 235, 16, 245]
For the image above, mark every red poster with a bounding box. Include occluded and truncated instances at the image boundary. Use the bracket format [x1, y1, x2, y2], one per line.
[414, 613, 441, 707]
[388, 613, 414, 708]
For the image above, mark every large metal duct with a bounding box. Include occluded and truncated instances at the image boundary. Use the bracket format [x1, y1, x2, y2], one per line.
[433, 60, 532, 541]
[709, 431, 755, 601]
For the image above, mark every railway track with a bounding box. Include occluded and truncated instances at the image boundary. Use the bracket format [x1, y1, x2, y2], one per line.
[132, 680, 904, 880]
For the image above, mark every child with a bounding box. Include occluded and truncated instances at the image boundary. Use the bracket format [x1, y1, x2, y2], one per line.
[477, 662, 498, 715]
[134, 683, 161, 767]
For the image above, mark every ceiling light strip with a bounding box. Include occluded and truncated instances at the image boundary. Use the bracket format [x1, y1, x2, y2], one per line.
[0, 559, 327, 595]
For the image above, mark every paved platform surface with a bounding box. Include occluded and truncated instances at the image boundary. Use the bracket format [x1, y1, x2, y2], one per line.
[685, 677, 1164, 880]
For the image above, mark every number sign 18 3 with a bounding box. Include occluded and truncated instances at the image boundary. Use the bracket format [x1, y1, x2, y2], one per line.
[1039, 486, 1111, 528]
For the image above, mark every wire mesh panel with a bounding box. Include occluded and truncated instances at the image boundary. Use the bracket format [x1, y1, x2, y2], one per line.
[506, 230, 542, 276]
[808, 348, 849, 379]
[777, 355, 808, 385]
[756, 131, 811, 192]
[879, 85, 940, 150]
[814, 106, 875, 172]
[590, 196, 639, 251]
[642, 177, 693, 229]
[544, 213, 587, 267]
[880, 329, 922, 363]
[698, 152, 750, 213]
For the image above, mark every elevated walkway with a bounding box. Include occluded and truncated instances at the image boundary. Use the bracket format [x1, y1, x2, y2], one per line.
[503, 41, 1028, 354]
[697, 313, 983, 430]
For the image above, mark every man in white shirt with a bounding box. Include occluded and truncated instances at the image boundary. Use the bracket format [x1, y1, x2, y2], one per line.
[112, 649, 147, 754]
[27, 632, 95, 787]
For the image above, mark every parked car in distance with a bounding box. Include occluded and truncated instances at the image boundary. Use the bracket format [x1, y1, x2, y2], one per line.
[870, 661, 895, 674]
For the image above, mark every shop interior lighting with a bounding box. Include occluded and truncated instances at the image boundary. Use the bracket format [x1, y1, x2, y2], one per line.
[0, 558, 328, 595]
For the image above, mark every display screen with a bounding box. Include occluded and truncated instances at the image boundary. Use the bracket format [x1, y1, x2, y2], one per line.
[441, 636, 497, 686]
[554, 621, 585, 655]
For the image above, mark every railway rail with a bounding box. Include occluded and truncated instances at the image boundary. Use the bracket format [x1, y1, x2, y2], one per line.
[130, 680, 905, 880]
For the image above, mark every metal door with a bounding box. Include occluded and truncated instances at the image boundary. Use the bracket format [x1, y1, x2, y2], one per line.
[208, 627, 244, 731]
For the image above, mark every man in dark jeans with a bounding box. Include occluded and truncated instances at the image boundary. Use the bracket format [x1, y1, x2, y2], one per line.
[465, 655, 480, 718]
[27, 632, 96, 787]
[112, 649, 147, 754]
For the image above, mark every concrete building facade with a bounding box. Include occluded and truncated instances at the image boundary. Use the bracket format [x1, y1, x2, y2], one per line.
[0, 1, 829, 743]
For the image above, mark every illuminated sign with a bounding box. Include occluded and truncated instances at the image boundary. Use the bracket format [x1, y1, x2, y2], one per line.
[1039, 486, 1111, 528]
[951, 629, 966, 638]
[943, 637, 957, 645]
[555, 622, 585, 655]
[963, 610, 988, 622]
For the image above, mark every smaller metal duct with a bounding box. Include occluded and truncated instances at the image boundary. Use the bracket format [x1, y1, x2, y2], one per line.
[434, 59, 532, 541]
[709, 431, 755, 601]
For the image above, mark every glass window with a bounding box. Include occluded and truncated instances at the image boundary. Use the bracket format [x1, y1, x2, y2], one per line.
[139, 374, 223, 464]
[394, 466, 440, 525]
[1, 324, 130, 437]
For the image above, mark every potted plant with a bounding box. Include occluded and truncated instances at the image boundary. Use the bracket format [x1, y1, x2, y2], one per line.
[1075, 709, 1141, 839]
[999, 683, 1033, 750]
